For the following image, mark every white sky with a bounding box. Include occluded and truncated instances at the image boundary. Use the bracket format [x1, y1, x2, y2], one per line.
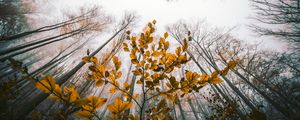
[41, 0, 287, 51]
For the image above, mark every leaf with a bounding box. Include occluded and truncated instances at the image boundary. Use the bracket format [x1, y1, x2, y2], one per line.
[88, 96, 107, 108]
[124, 47, 130, 52]
[96, 80, 104, 87]
[221, 68, 229, 76]
[74, 110, 91, 119]
[152, 51, 160, 57]
[211, 71, 218, 78]
[64, 86, 80, 102]
[164, 32, 169, 38]
[109, 87, 117, 93]
[133, 70, 141, 76]
[123, 82, 131, 90]
[48, 95, 60, 101]
[227, 60, 237, 69]
[74, 99, 90, 106]
[169, 76, 178, 88]
[98, 65, 106, 76]
[131, 59, 139, 64]
[35, 75, 56, 93]
[182, 39, 188, 51]
[175, 47, 181, 55]
[152, 20, 156, 24]
[164, 41, 169, 50]
[148, 22, 152, 28]
[107, 98, 132, 114]
[116, 72, 122, 79]
[113, 56, 119, 66]
[201, 73, 209, 81]
[136, 80, 142, 84]
[82, 56, 90, 63]
[113, 56, 121, 70]
[157, 99, 166, 110]
[132, 36, 137, 41]
[90, 56, 98, 64]
[211, 77, 222, 84]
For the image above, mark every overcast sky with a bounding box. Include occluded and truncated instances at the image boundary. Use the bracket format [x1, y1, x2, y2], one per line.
[42, 0, 287, 51]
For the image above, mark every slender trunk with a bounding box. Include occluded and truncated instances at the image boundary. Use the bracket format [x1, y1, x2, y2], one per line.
[11, 22, 130, 119]
[0, 10, 94, 41]
[177, 97, 186, 120]
[0, 24, 89, 57]
[188, 99, 199, 120]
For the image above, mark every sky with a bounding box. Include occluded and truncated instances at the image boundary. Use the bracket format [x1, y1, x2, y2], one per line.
[40, 0, 288, 51]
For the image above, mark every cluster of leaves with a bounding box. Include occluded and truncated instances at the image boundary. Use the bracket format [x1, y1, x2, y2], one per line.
[145, 99, 172, 120]
[203, 90, 240, 120]
[26, 20, 237, 119]
[5, 58, 107, 119]
[83, 20, 236, 119]
[82, 54, 135, 119]
[35, 75, 107, 119]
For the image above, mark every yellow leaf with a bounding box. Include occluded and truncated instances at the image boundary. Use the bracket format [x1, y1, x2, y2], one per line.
[116, 71, 122, 79]
[221, 68, 229, 76]
[88, 96, 107, 108]
[145, 51, 150, 57]
[64, 86, 79, 102]
[73, 99, 90, 106]
[152, 20, 156, 24]
[133, 70, 141, 76]
[96, 80, 104, 87]
[130, 53, 136, 59]
[35, 75, 56, 93]
[48, 95, 60, 101]
[74, 110, 91, 119]
[82, 56, 90, 63]
[165, 67, 174, 73]
[109, 87, 117, 93]
[211, 71, 218, 78]
[124, 47, 130, 52]
[113, 56, 118, 65]
[227, 60, 237, 69]
[175, 47, 181, 55]
[164, 32, 169, 38]
[123, 82, 131, 90]
[90, 56, 98, 64]
[178, 54, 187, 63]
[136, 80, 142, 84]
[113, 56, 121, 70]
[98, 65, 106, 76]
[131, 59, 139, 64]
[201, 73, 209, 81]
[132, 36, 136, 41]
[152, 51, 160, 57]
[148, 22, 152, 28]
[182, 39, 188, 51]
[164, 41, 169, 50]
[211, 77, 222, 84]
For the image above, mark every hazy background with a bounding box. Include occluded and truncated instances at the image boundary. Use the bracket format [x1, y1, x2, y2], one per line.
[36, 0, 288, 50]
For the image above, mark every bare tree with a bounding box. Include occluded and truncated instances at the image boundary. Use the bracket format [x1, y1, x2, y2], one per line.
[250, 0, 300, 49]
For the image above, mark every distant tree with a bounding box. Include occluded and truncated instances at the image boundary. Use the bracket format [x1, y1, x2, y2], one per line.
[250, 0, 300, 49]
[0, 0, 34, 40]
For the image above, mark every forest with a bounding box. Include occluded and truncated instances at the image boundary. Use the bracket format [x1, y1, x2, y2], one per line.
[0, 0, 299, 120]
